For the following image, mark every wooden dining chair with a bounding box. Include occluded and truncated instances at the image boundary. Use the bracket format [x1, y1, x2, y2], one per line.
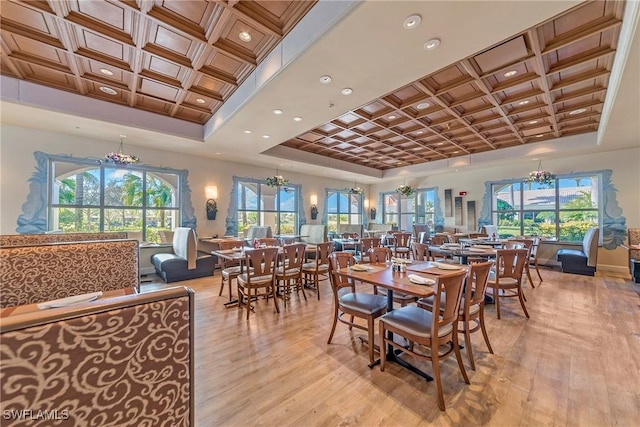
[258, 237, 279, 247]
[379, 269, 469, 411]
[487, 248, 529, 319]
[391, 232, 412, 259]
[237, 247, 280, 319]
[418, 261, 494, 370]
[217, 240, 243, 301]
[525, 235, 543, 282]
[510, 238, 536, 287]
[327, 252, 387, 365]
[302, 241, 333, 300]
[358, 237, 381, 263]
[276, 243, 307, 307]
[411, 242, 430, 261]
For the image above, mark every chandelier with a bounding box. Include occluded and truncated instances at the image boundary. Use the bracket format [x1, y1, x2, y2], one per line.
[526, 160, 555, 185]
[103, 135, 141, 165]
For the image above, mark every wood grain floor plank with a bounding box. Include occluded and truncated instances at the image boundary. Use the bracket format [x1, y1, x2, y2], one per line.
[140, 268, 640, 426]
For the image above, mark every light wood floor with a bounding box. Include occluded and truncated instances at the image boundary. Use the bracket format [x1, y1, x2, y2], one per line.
[142, 268, 640, 426]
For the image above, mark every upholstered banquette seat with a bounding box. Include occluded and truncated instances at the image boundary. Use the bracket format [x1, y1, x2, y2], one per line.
[151, 227, 215, 283]
[556, 227, 599, 276]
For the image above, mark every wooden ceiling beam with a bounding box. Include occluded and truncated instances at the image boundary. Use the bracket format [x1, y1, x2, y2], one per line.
[528, 29, 560, 138]
[542, 17, 622, 54]
[547, 47, 616, 76]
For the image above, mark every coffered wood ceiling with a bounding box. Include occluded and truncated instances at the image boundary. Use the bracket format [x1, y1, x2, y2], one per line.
[281, 0, 626, 170]
[0, 0, 316, 124]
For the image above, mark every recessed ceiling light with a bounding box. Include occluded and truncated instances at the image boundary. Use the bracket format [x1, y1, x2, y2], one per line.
[244, 130, 252, 134]
[416, 102, 430, 110]
[196, 98, 206, 104]
[569, 108, 587, 115]
[293, 116, 303, 122]
[504, 70, 518, 77]
[528, 120, 539, 124]
[423, 38, 441, 50]
[319, 75, 332, 84]
[403, 14, 421, 30]
[262, 135, 270, 139]
[416, 130, 423, 134]
[273, 109, 283, 115]
[536, 134, 544, 138]
[238, 31, 252, 42]
[341, 88, 353, 95]
[453, 150, 460, 154]
[99, 86, 117, 95]
[518, 100, 530, 106]
[437, 142, 444, 146]
[215, 152, 221, 155]
[388, 115, 396, 120]
[99, 68, 114, 76]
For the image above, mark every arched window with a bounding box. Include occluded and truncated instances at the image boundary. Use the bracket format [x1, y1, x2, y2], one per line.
[17, 152, 195, 242]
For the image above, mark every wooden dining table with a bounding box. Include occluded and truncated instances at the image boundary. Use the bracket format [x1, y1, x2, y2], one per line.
[336, 261, 469, 380]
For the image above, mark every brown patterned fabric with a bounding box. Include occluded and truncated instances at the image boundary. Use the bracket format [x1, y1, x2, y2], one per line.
[0, 240, 140, 308]
[0, 232, 128, 247]
[0, 287, 194, 426]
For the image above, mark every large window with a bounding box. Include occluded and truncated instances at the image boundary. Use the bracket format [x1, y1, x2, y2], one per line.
[491, 174, 599, 242]
[237, 180, 299, 235]
[50, 159, 181, 243]
[382, 188, 436, 231]
[326, 190, 363, 232]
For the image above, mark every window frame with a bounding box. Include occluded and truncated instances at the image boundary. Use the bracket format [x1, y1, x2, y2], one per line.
[16, 151, 196, 236]
[381, 188, 437, 231]
[325, 189, 364, 232]
[234, 178, 301, 236]
[488, 173, 602, 243]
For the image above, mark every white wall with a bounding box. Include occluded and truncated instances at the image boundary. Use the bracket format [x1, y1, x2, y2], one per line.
[370, 147, 640, 274]
[2, 124, 637, 274]
[0, 124, 361, 239]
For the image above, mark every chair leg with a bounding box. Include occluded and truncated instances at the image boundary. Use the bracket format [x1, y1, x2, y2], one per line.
[315, 273, 321, 300]
[462, 321, 475, 370]
[453, 331, 470, 385]
[494, 286, 501, 320]
[219, 276, 226, 296]
[379, 321, 386, 372]
[525, 265, 535, 288]
[245, 287, 252, 320]
[272, 283, 280, 313]
[431, 344, 445, 411]
[327, 304, 339, 344]
[518, 288, 529, 318]
[534, 261, 543, 282]
[479, 305, 494, 354]
[367, 316, 375, 364]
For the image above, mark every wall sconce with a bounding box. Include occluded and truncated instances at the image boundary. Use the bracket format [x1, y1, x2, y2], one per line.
[205, 185, 218, 220]
[310, 194, 318, 220]
[364, 198, 370, 209]
[370, 207, 376, 220]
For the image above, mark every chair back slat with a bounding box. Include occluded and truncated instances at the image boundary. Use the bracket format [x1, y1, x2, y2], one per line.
[431, 270, 467, 336]
[467, 261, 493, 307]
[497, 248, 528, 279]
[282, 243, 306, 269]
[368, 247, 392, 263]
[328, 252, 356, 294]
[245, 247, 278, 277]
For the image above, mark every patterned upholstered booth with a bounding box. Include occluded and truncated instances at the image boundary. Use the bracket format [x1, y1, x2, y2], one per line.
[0, 232, 128, 247]
[367, 223, 393, 238]
[0, 286, 194, 427]
[151, 227, 215, 283]
[0, 240, 140, 308]
[556, 227, 599, 276]
[245, 226, 273, 241]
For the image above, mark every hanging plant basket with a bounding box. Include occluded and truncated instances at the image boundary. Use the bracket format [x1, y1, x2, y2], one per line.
[526, 170, 555, 185]
[348, 187, 364, 195]
[396, 185, 414, 196]
[266, 175, 289, 187]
